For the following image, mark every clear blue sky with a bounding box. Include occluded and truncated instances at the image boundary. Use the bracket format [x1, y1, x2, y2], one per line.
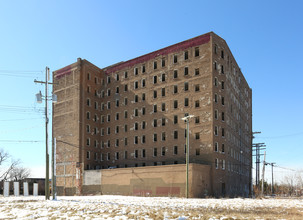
[0, 0, 302, 181]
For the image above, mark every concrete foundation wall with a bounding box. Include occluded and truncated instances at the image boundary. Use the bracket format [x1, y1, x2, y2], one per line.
[82, 163, 211, 198]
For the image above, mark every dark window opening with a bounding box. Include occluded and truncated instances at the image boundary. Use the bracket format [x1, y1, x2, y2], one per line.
[173, 55, 178, 63]
[184, 98, 189, 107]
[161, 88, 165, 96]
[184, 51, 188, 60]
[174, 85, 178, 94]
[184, 82, 189, 91]
[195, 100, 200, 108]
[162, 118, 166, 126]
[173, 70, 178, 78]
[161, 103, 165, 111]
[195, 68, 199, 75]
[134, 67, 138, 75]
[161, 58, 165, 67]
[195, 47, 199, 57]
[174, 100, 178, 109]
[174, 146, 178, 155]
[153, 90, 157, 98]
[153, 75, 157, 84]
[174, 115, 178, 124]
[184, 67, 189, 76]
[153, 61, 157, 69]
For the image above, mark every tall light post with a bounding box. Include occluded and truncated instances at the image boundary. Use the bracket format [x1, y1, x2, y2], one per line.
[181, 115, 194, 198]
[34, 67, 57, 200]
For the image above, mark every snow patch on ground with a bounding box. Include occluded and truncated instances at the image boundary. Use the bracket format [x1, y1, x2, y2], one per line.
[0, 195, 302, 219]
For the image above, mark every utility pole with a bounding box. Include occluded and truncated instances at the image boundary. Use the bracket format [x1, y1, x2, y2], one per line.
[261, 151, 266, 196]
[181, 115, 194, 199]
[265, 162, 276, 195]
[34, 67, 57, 200]
[252, 142, 266, 187]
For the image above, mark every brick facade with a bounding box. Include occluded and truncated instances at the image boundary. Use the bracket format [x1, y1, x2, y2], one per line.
[53, 32, 252, 197]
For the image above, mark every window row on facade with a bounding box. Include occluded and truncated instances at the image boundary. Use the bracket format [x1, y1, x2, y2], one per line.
[100, 47, 202, 84]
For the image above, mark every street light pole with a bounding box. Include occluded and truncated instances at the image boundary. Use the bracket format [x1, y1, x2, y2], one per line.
[181, 115, 194, 199]
[52, 138, 57, 200]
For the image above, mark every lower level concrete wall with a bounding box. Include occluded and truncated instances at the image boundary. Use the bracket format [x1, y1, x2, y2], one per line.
[82, 163, 211, 198]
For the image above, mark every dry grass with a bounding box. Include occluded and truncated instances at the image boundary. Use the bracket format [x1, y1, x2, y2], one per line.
[1, 197, 303, 219]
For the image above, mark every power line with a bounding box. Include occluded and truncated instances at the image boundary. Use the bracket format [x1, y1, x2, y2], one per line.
[0, 140, 43, 143]
[0, 70, 43, 78]
[0, 105, 44, 114]
[0, 70, 43, 73]
[256, 132, 303, 139]
[0, 118, 41, 122]
[0, 124, 44, 134]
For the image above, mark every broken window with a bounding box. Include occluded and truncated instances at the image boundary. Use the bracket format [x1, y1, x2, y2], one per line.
[153, 104, 157, 113]
[195, 100, 199, 108]
[196, 148, 200, 155]
[195, 133, 200, 140]
[134, 67, 138, 76]
[134, 81, 138, 89]
[142, 65, 146, 73]
[195, 84, 200, 92]
[184, 82, 189, 91]
[162, 133, 166, 141]
[174, 85, 178, 94]
[184, 51, 188, 60]
[195, 47, 199, 57]
[173, 55, 178, 63]
[174, 130, 178, 139]
[161, 147, 166, 156]
[153, 90, 157, 98]
[195, 116, 200, 124]
[174, 115, 178, 124]
[153, 75, 157, 84]
[153, 148, 157, 157]
[161, 58, 165, 67]
[174, 146, 178, 155]
[184, 67, 189, 76]
[161, 103, 165, 111]
[153, 134, 157, 142]
[173, 70, 178, 79]
[184, 98, 189, 107]
[161, 88, 165, 96]
[142, 79, 146, 87]
[215, 142, 218, 152]
[153, 61, 157, 69]
[174, 100, 178, 109]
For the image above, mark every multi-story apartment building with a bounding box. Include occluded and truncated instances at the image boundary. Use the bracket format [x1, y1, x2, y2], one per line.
[53, 32, 252, 197]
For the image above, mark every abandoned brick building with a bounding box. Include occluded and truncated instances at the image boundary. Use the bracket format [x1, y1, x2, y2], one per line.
[52, 32, 252, 197]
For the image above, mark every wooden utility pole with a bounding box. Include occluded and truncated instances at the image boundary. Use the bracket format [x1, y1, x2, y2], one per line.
[261, 151, 266, 196]
[34, 67, 57, 200]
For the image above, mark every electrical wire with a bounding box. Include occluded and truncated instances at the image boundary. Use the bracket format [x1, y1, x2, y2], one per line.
[0, 140, 43, 143]
[0, 124, 44, 133]
[255, 132, 303, 139]
[0, 105, 44, 114]
[0, 70, 43, 78]
[0, 118, 42, 122]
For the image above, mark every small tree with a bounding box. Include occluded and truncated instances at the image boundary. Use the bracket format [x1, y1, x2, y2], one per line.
[0, 148, 30, 181]
[7, 166, 30, 181]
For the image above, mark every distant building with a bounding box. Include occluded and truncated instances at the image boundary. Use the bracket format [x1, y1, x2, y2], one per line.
[53, 32, 252, 197]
